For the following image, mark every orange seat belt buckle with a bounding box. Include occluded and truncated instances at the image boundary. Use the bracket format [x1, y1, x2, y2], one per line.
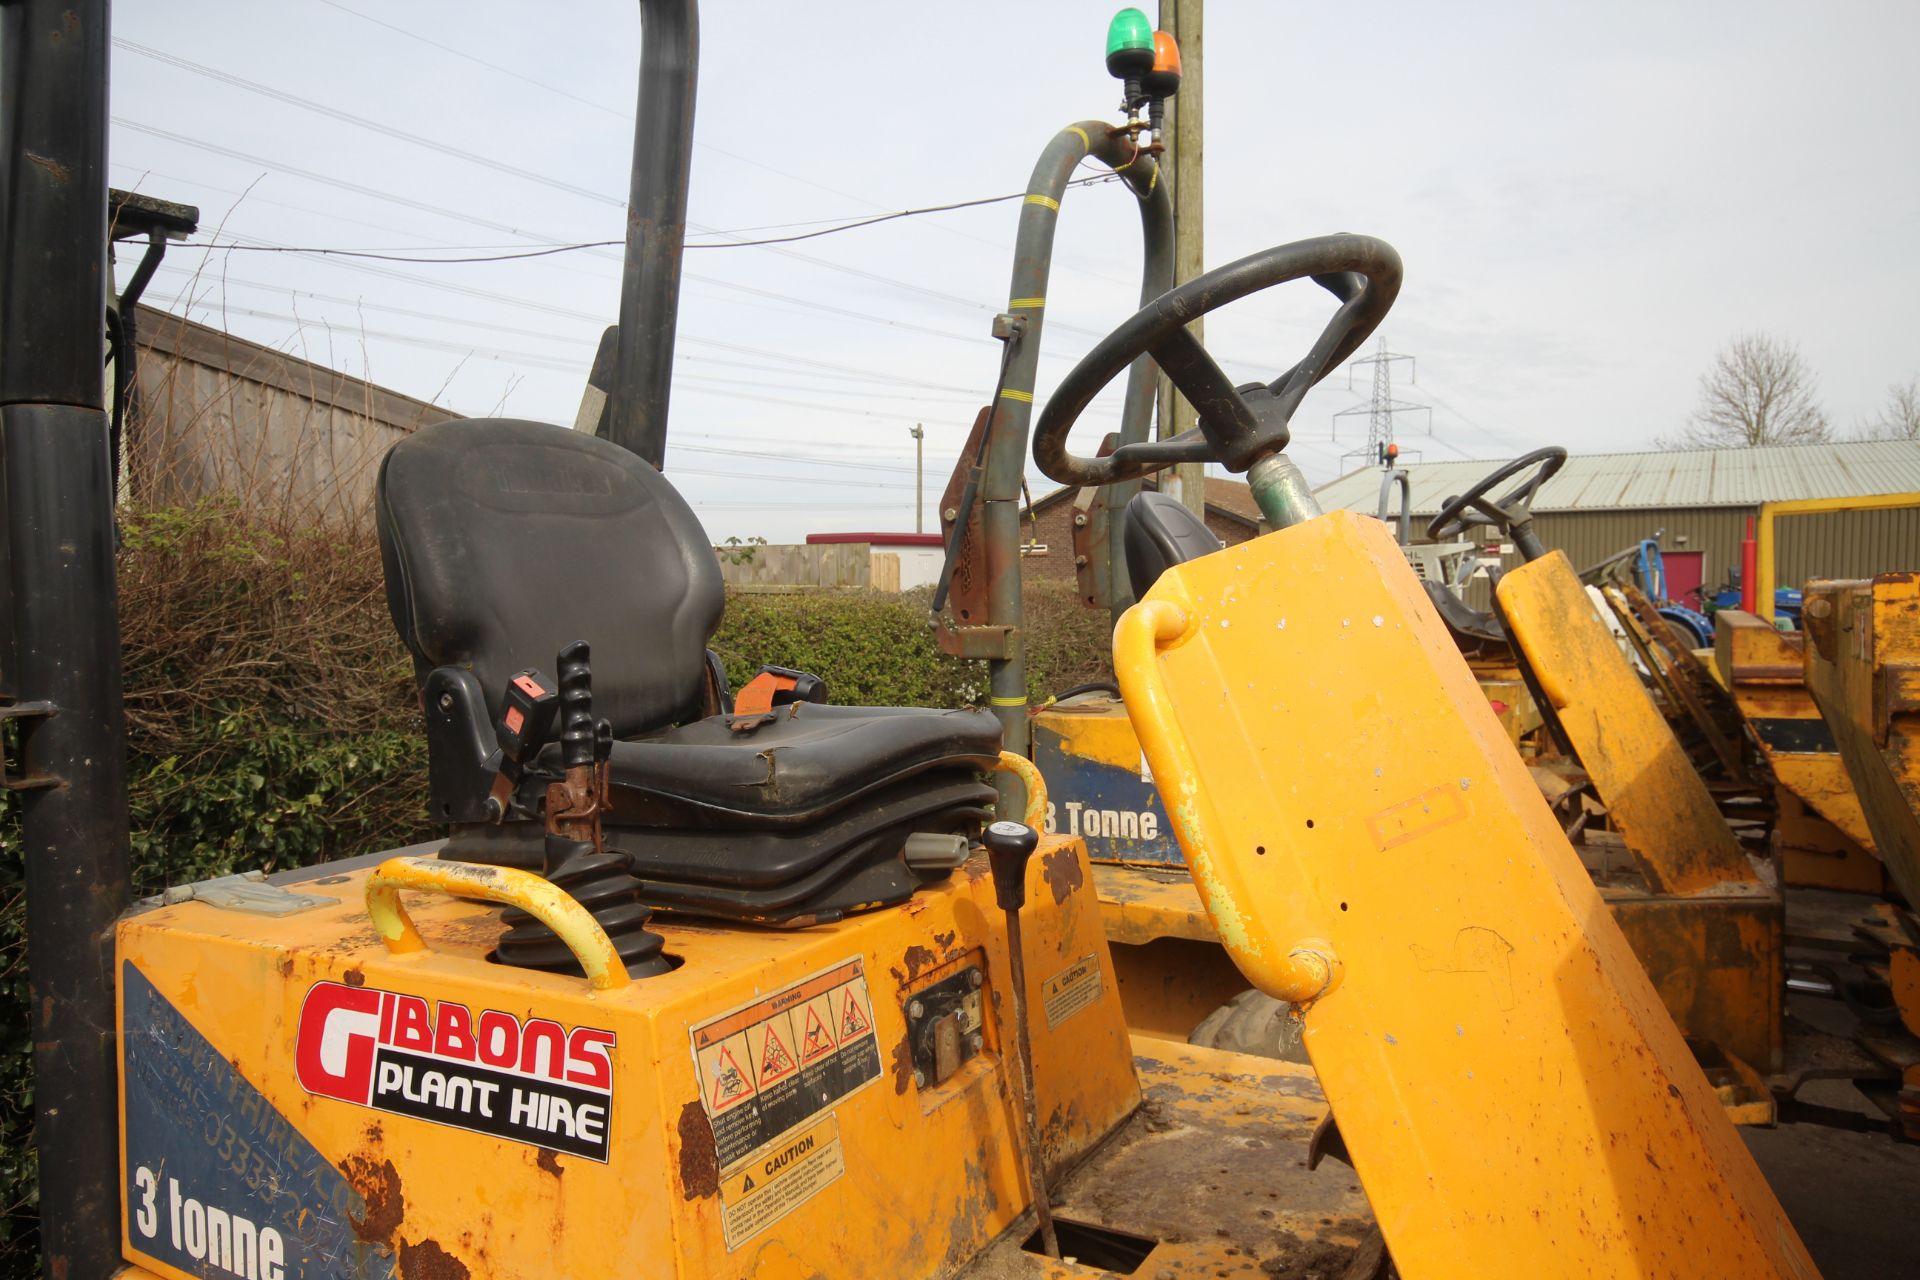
[730, 670, 798, 733]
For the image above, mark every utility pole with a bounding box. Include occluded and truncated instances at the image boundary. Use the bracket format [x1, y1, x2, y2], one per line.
[1156, 0, 1206, 519]
[910, 423, 925, 532]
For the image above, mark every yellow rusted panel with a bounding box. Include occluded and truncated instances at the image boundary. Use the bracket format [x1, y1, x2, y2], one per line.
[1775, 788, 1888, 894]
[1803, 575, 1920, 908]
[1106, 938, 1250, 1042]
[1600, 887, 1782, 1074]
[1031, 701, 1145, 772]
[117, 838, 1137, 1278]
[1499, 551, 1754, 895]
[1892, 945, 1920, 1040]
[1113, 511, 1818, 1280]
[1093, 864, 1214, 945]
[1714, 609, 1879, 852]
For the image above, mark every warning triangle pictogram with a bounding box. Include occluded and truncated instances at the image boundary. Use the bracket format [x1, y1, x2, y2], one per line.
[800, 1006, 837, 1063]
[709, 1045, 751, 1110]
[741, 1173, 756, 1193]
[758, 1022, 798, 1084]
[839, 987, 871, 1039]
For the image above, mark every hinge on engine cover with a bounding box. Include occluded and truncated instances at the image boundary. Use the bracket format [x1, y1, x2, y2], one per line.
[0, 700, 58, 792]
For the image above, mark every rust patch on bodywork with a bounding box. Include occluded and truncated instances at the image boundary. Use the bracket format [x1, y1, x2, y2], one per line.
[342, 1155, 405, 1242]
[675, 1100, 719, 1199]
[343, 966, 367, 988]
[398, 1238, 470, 1280]
[536, 1148, 563, 1179]
[902, 945, 938, 983]
[890, 1035, 915, 1095]
[25, 151, 70, 183]
[1041, 846, 1084, 904]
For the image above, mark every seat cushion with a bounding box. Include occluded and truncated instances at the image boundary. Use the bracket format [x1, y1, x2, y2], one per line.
[376, 418, 724, 734]
[553, 703, 1003, 827]
[615, 772, 996, 888]
[1421, 578, 1507, 645]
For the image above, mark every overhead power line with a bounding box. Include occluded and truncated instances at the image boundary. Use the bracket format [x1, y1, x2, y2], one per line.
[182, 177, 1120, 262]
[309, 0, 1142, 289]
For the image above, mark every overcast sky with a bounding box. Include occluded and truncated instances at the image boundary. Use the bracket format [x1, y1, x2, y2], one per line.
[110, 1, 1920, 542]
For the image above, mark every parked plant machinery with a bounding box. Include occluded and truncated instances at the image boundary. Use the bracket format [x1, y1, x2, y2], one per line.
[1020, 222, 1819, 1274]
[1713, 609, 1889, 895]
[1583, 535, 1718, 649]
[1374, 442, 1544, 746]
[7, 1, 1844, 1275]
[1800, 574, 1920, 1138]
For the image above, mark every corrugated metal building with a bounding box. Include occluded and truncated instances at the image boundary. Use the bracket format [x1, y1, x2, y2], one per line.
[1311, 440, 1920, 603]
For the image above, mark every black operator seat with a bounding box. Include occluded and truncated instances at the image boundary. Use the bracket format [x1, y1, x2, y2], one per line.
[1123, 491, 1223, 598]
[375, 419, 1001, 925]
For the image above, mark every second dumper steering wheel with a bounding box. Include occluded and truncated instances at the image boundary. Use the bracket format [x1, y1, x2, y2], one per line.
[1031, 233, 1402, 495]
[1425, 446, 1567, 562]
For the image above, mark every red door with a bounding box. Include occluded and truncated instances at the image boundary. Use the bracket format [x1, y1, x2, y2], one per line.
[1663, 551, 1704, 605]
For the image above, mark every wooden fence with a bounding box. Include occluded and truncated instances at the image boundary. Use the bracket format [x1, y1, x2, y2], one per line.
[127, 305, 456, 523]
[716, 542, 882, 591]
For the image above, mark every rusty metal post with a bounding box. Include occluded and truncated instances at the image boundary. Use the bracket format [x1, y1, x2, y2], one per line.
[979, 122, 1172, 811]
[0, 1, 133, 1275]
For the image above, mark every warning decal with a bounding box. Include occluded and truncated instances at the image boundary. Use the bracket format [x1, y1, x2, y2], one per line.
[1042, 953, 1104, 1030]
[691, 958, 882, 1169]
[718, 1115, 846, 1250]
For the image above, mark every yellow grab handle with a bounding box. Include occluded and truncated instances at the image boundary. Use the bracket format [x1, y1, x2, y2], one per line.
[993, 749, 1049, 829]
[366, 855, 631, 991]
[1112, 598, 1339, 1005]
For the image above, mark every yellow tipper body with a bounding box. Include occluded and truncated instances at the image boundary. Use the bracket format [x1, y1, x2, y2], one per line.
[1714, 608, 1884, 892]
[1498, 552, 1754, 896]
[116, 838, 1135, 1279]
[1112, 511, 1818, 1280]
[1803, 573, 1920, 909]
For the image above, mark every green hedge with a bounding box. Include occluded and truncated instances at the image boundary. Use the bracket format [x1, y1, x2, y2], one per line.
[0, 506, 1116, 1272]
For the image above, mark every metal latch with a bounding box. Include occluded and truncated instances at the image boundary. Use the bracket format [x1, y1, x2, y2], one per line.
[0, 699, 58, 792]
[905, 964, 987, 1089]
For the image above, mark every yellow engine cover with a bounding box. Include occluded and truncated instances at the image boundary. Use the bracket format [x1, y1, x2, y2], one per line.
[116, 838, 1135, 1279]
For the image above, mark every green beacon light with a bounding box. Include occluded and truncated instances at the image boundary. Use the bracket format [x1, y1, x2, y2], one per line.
[1105, 8, 1156, 115]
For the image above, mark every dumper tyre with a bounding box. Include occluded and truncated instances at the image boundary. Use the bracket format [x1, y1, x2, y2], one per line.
[1187, 988, 1312, 1064]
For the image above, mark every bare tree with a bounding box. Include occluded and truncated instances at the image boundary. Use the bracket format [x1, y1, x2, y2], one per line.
[1860, 376, 1920, 440]
[1661, 333, 1832, 448]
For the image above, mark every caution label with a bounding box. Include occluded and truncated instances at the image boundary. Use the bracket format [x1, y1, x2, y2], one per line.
[1042, 953, 1103, 1030]
[718, 1115, 845, 1250]
[691, 958, 882, 1168]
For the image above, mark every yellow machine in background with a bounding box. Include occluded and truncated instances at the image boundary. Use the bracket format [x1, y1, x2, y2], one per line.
[1802, 574, 1920, 1138]
[1713, 609, 1887, 894]
[1497, 550, 1783, 1090]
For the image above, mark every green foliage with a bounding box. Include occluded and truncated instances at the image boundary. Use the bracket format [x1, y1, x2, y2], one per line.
[711, 581, 1116, 707]
[0, 502, 432, 1272]
[0, 515, 1113, 1272]
[716, 534, 769, 567]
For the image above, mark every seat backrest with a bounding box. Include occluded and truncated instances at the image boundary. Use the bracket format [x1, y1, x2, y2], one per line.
[376, 418, 724, 735]
[1123, 491, 1223, 599]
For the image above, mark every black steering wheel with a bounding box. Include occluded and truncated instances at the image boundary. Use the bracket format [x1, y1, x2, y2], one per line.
[1032, 234, 1402, 487]
[1425, 446, 1566, 561]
